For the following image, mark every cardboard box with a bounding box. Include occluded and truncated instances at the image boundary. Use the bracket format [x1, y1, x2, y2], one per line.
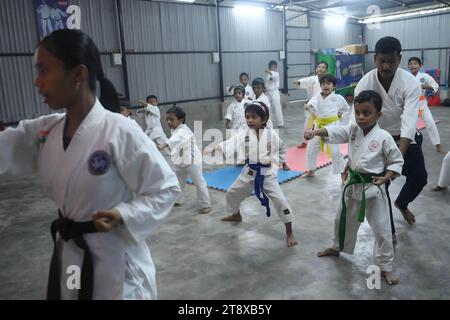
[343, 44, 368, 55]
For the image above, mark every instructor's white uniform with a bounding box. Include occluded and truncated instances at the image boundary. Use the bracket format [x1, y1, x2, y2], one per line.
[218, 128, 294, 224]
[0, 98, 181, 299]
[306, 92, 349, 174]
[414, 71, 441, 145]
[167, 123, 211, 209]
[326, 123, 404, 272]
[265, 71, 284, 127]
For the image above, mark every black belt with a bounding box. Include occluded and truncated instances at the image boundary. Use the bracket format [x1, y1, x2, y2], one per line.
[47, 210, 98, 300]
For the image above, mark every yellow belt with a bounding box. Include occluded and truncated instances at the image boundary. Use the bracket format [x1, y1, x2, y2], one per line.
[315, 115, 340, 157]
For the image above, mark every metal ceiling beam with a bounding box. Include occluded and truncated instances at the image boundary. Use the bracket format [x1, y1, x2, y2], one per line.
[435, 0, 450, 6]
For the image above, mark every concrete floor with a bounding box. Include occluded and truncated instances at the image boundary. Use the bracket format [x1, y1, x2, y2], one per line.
[1, 104, 449, 299]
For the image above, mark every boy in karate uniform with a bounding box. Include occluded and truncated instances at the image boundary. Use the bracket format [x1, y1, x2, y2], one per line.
[307, 90, 404, 285]
[138, 95, 168, 145]
[407, 57, 445, 154]
[265, 60, 284, 128]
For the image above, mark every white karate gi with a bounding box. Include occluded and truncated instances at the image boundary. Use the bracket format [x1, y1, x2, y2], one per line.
[0, 98, 181, 299]
[326, 123, 404, 272]
[306, 92, 349, 174]
[294, 75, 321, 136]
[265, 71, 284, 127]
[225, 98, 247, 130]
[166, 124, 211, 209]
[142, 104, 168, 145]
[414, 72, 441, 145]
[252, 93, 273, 129]
[354, 69, 421, 142]
[218, 128, 293, 224]
[438, 152, 450, 187]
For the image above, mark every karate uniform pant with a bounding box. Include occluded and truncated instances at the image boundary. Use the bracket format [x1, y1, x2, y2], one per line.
[420, 101, 440, 145]
[306, 135, 345, 174]
[331, 190, 395, 272]
[266, 90, 284, 127]
[226, 175, 293, 225]
[438, 152, 450, 187]
[175, 164, 211, 209]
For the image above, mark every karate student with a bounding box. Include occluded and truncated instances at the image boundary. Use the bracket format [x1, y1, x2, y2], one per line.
[0, 29, 181, 299]
[430, 152, 450, 191]
[137, 95, 168, 145]
[293, 61, 329, 148]
[158, 106, 212, 214]
[251, 77, 273, 128]
[207, 102, 297, 247]
[308, 90, 404, 285]
[407, 57, 446, 154]
[227, 72, 254, 100]
[352, 37, 425, 236]
[225, 85, 248, 131]
[302, 74, 349, 178]
[265, 60, 284, 128]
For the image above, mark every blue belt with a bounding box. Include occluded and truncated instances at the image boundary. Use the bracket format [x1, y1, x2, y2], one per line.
[246, 159, 271, 217]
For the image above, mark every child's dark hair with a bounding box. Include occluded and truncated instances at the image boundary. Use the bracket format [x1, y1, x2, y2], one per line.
[251, 77, 265, 87]
[319, 74, 336, 87]
[354, 90, 383, 112]
[268, 60, 277, 68]
[38, 29, 120, 113]
[245, 102, 270, 125]
[233, 85, 245, 95]
[408, 57, 422, 65]
[239, 72, 249, 79]
[146, 95, 158, 102]
[375, 36, 402, 55]
[166, 106, 186, 124]
[317, 60, 329, 70]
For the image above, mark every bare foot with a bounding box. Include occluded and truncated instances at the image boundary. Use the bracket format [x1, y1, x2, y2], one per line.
[394, 202, 416, 224]
[296, 142, 307, 149]
[301, 171, 315, 178]
[221, 212, 242, 222]
[382, 271, 399, 285]
[392, 233, 397, 244]
[198, 207, 212, 214]
[430, 185, 447, 192]
[317, 248, 340, 257]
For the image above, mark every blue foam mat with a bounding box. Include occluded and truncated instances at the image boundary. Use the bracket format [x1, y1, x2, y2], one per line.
[187, 166, 303, 191]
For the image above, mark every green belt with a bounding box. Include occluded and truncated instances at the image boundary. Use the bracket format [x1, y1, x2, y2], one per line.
[338, 168, 383, 251]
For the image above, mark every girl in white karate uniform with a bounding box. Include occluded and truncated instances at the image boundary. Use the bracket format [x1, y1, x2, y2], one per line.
[158, 106, 212, 214]
[0, 29, 181, 299]
[265, 60, 284, 128]
[407, 57, 445, 154]
[302, 74, 349, 178]
[225, 85, 248, 131]
[431, 152, 450, 191]
[227, 72, 254, 100]
[137, 95, 168, 146]
[306, 90, 404, 285]
[293, 61, 329, 148]
[208, 102, 297, 247]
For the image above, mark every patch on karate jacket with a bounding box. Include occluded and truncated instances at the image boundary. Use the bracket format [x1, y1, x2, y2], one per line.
[88, 150, 111, 176]
[283, 209, 290, 215]
[368, 140, 380, 152]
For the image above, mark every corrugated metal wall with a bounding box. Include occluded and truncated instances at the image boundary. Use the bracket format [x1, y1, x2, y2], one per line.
[1, 0, 287, 122]
[121, 0, 219, 103]
[309, 16, 363, 50]
[220, 7, 284, 95]
[363, 13, 450, 85]
[0, 0, 123, 122]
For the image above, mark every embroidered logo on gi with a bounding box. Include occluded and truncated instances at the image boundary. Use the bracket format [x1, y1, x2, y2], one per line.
[245, 136, 250, 142]
[420, 78, 425, 83]
[283, 209, 290, 215]
[88, 151, 111, 176]
[368, 140, 380, 152]
[38, 130, 49, 144]
[248, 169, 254, 176]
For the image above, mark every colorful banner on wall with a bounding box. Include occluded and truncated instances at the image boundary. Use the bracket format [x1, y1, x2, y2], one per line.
[335, 54, 364, 89]
[34, 0, 81, 39]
